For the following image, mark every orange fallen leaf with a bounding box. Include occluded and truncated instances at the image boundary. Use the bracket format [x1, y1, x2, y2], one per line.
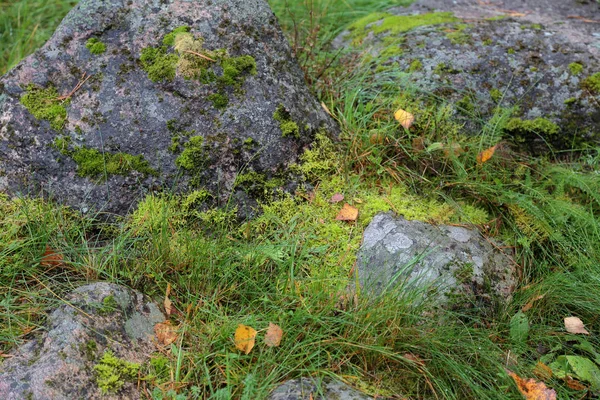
[330, 193, 344, 203]
[564, 316, 589, 335]
[394, 108, 415, 130]
[522, 294, 545, 312]
[477, 144, 498, 165]
[335, 203, 358, 222]
[507, 370, 557, 400]
[154, 321, 178, 346]
[164, 283, 173, 316]
[564, 376, 587, 390]
[264, 323, 283, 347]
[41, 245, 64, 267]
[235, 324, 257, 354]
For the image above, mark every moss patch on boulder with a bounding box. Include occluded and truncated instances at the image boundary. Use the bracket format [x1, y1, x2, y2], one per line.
[94, 351, 140, 394]
[85, 38, 106, 55]
[20, 84, 68, 131]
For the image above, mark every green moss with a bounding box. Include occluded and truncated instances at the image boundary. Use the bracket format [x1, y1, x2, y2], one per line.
[349, 12, 457, 42]
[489, 88, 502, 103]
[162, 25, 190, 46]
[446, 24, 471, 45]
[94, 351, 140, 394]
[81, 340, 98, 362]
[507, 48, 515, 55]
[482, 39, 493, 46]
[208, 92, 229, 109]
[408, 59, 423, 72]
[291, 131, 339, 182]
[51, 135, 72, 155]
[564, 97, 577, 105]
[20, 84, 68, 130]
[218, 55, 257, 87]
[582, 72, 600, 93]
[568, 62, 584, 76]
[140, 46, 178, 82]
[505, 117, 560, 136]
[176, 136, 206, 171]
[85, 38, 106, 55]
[379, 44, 404, 59]
[98, 295, 118, 315]
[273, 105, 300, 139]
[182, 190, 211, 211]
[530, 23, 542, 30]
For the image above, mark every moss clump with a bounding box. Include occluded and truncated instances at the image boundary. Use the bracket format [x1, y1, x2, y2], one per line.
[182, 189, 211, 211]
[162, 26, 190, 46]
[94, 351, 140, 394]
[446, 24, 471, 45]
[489, 88, 502, 103]
[208, 92, 229, 109]
[505, 117, 560, 136]
[273, 105, 300, 139]
[582, 72, 600, 93]
[408, 59, 423, 72]
[140, 47, 179, 82]
[568, 62, 583, 76]
[349, 12, 457, 42]
[85, 38, 106, 55]
[20, 84, 68, 130]
[218, 55, 257, 87]
[98, 295, 118, 315]
[176, 136, 206, 170]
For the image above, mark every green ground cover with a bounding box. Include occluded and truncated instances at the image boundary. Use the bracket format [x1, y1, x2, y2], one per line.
[2, 0, 600, 399]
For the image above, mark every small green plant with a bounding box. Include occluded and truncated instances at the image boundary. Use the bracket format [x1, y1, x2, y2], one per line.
[568, 62, 583, 76]
[85, 38, 106, 55]
[94, 351, 140, 394]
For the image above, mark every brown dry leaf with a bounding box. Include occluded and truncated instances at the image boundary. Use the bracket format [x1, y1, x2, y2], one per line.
[335, 203, 358, 222]
[477, 144, 498, 165]
[565, 316, 589, 335]
[412, 136, 426, 151]
[369, 131, 384, 145]
[330, 193, 344, 203]
[154, 321, 178, 346]
[264, 323, 283, 347]
[443, 142, 464, 158]
[394, 108, 415, 129]
[403, 353, 426, 367]
[507, 370, 557, 400]
[41, 245, 64, 267]
[533, 361, 553, 381]
[522, 295, 545, 312]
[564, 376, 587, 390]
[235, 324, 257, 354]
[164, 283, 173, 316]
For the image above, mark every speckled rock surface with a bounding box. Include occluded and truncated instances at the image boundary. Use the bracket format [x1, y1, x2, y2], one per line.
[0, 0, 337, 216]
[357, 213, 515, 310]
[335, 0, 600, 154]
[0, 282, 165, 400]
[268, 377, 374, 400]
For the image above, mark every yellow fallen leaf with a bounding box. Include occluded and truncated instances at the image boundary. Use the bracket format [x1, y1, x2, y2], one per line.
[335, 203, 358, 222]
[507, 370, 557, 400]
[235, 324, 257, 354]
[477, 144, 498, 164]
[154, 321, 178, 346]
[522, 294, 545, 312]
[394, 108, 415, 129]
[164, 283, 173, 316]
[564, 316, 589, 335]
[264, 323, 283, 347]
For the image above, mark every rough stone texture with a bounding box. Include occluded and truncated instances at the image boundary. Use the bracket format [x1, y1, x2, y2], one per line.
[0, 282, 165, 400]
[335, 0, 600, 154]
[0, 0, 337, 217]
[268, 378, 374, 400]
[357, 213, 515, 310]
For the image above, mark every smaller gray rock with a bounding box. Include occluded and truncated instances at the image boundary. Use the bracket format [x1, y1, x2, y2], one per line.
[357, 213, 515, 310]
[268, 378, 374, 400]
[0, 282, 165, 400]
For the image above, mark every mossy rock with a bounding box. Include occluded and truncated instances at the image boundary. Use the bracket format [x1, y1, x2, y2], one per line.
[0, 0, 337, 217]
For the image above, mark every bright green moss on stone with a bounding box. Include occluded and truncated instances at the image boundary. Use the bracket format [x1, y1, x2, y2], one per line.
[162, 26, 190, 46]
[20, 84, 69, 131]
[582, 72, 600, 93]
[505, 117, 560, 136]
[94, 351, 140, 394]
[568, 62, 584, 76]
[176, 136, 206, 170]
[349, 12, 457, 42]
[85, 38, 106, 55]
[140, 47, 178, 82]
[273, 105, 300, 138]
[408, 59, 423, 72]
[208, 92, 229, 109]
[218, 55, 257, 87]
[490, 88, 502, 103]
[98, 295, 118, 315]
[72, 148, 158, 180]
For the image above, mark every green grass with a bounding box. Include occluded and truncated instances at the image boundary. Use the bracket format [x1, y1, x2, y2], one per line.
[3, 0, 600, 399]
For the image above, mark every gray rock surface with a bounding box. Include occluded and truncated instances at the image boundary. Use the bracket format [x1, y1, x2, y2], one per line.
[357, 213, 515, 310]
[0, 0, 337, 217]
[268, 377, 374, 400]
[0, 282, 165, 400]
[335, 0, 600, 154]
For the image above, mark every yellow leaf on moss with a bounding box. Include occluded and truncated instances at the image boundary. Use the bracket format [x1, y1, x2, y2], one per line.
[394, 108, 415, 129]
[235, 324, 257, 354]
[335, 203, 358, 222]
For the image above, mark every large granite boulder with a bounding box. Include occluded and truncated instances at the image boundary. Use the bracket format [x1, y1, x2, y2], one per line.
[0, 0, 337, 216]
[357, 213, 515, 312]
[334, 0, 600, 154]
[0, 282, 165, 400]
[268, 377, 374, 400]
